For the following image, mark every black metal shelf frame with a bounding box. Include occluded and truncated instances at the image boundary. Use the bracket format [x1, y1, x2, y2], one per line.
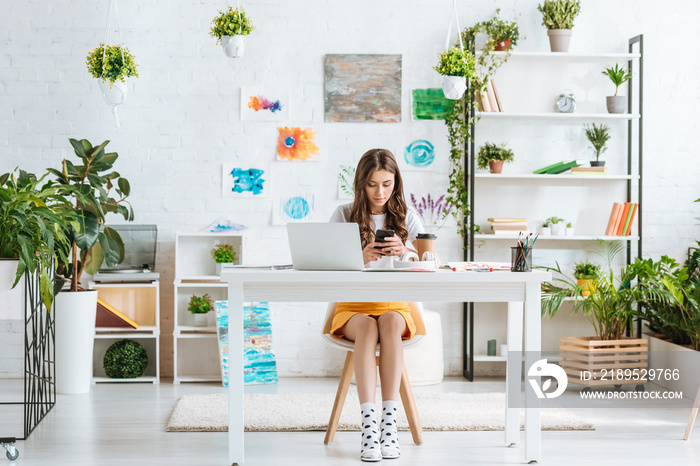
[462, 35, 644, 381]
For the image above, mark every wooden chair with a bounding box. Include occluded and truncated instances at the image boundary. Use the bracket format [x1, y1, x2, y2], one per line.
[321, 302, 426, 445]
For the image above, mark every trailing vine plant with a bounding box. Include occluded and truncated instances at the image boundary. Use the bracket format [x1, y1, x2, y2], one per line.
[443, 9, 520, 241]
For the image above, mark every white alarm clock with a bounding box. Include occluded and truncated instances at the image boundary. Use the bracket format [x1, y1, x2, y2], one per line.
[556, 90, 577, 113]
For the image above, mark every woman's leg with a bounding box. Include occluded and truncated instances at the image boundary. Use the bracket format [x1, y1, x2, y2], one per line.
[376, 311, 407, 401]
[338, 313, 379, 404]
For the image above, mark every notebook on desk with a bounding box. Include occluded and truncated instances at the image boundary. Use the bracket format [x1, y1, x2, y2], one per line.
[287, 223, 365, 271]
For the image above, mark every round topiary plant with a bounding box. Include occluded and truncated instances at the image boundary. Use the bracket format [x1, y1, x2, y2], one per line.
[103, 339, 148, 379]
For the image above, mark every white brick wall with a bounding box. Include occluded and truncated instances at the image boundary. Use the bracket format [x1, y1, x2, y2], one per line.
[2, 1, 699, 379]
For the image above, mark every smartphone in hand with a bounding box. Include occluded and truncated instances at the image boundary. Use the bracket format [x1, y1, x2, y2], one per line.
[374, 229, 395, 256]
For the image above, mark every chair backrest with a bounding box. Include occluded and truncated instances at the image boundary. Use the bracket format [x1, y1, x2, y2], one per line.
[322, 302, 426, 351]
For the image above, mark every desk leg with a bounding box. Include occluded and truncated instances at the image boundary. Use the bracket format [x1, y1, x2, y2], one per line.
[524, 282, 541, 463]
[506, 302, 523, 447]
[228, 282, 244, 466]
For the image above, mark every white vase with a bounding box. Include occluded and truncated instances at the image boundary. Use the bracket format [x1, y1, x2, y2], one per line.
[221, 35, 246, 58]
[442, 75, 467, 100]
[0, 259, 24, 320]
[54, 290, 98, 394]
[97, 78, 128, 106]
[551, 223, 565, 236]
[565, 227, 575, 236]
[541, 226, 551, 236]
[216, 262, 234, 275]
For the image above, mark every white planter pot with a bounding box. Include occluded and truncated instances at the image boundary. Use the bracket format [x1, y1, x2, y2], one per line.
[547, 29, 572, 52]
[541, 227, 551, 236]
[645, 334, 700, 396]
[193, 312, 215, 328]
[0, 259, 24, 319]
[221, 35, 246, 58]
[550, 223, 565, 236]
[565, 227, 575, 236]
[98, 79, 128, 106]
[442, 75, 467, 100]
[54, 290, 98, 394]
[216, 262, 234, 275]
[606, 96, 626, 114]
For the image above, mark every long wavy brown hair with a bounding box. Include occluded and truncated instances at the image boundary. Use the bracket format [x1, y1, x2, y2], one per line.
[350, 149, 408, 247]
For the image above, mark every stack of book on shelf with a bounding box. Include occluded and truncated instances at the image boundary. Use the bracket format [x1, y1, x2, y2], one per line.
[475, 79, 503, 112]
[604, 202, 639, 236]
[571, 166, 608, 175]
[533, 160, 585, 175]
[488, 217, 528, 235]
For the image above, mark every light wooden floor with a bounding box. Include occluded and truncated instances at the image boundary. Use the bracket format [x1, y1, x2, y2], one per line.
[1, 377, 699, 465]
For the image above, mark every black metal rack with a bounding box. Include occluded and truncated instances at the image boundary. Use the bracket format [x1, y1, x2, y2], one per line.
[462, 35, 644, 381]
[0, 268, 56, 460]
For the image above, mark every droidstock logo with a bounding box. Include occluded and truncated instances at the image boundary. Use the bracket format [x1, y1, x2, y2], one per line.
[528, 359, 568, 399]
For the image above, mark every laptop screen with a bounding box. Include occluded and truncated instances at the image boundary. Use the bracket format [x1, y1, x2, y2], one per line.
[98, 224, 158, 272]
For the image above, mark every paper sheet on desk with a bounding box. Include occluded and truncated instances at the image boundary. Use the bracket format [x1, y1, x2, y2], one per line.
[447, 261, 511, 271]
[362, 268, 437, 272]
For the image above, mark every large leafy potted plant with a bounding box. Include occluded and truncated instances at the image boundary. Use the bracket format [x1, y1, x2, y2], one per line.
[433, 46, 476, 100]
[47, 138, 134, 394]
[537, 0, 581, 52]
[542, 243, 665, 392]
[477, 142, 515, 174]
[210, 6, 256, 58]
[85, 43, 139, 105]
[584, 123, 611, 167]
[602, 64, 631, 114]
[0, 170, 74, 317]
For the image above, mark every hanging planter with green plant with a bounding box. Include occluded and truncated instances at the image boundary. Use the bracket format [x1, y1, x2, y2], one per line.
[602, 64, 631, 114]
[210, 4, 255, 58]
[537, 0, 581, 52]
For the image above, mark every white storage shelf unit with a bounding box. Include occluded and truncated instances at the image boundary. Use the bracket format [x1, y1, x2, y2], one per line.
[173, 232, 244, 384]
[89, 281, 160, 384]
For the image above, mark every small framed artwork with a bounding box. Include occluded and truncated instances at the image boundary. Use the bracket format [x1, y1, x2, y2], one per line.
[241, 87, 290, 121]
[222, 165, 268, 197]
[337, 164, 356, 199]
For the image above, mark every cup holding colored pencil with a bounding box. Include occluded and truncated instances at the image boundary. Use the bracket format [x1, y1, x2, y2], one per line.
[511, 232, 538, 272]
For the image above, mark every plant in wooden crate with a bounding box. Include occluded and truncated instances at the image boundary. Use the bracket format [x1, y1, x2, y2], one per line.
[0, 169, 75, 310]
[537, 0, 581, 52]
[602, 63, 632, 114]
[188, 294, 215, 327]
[211, 243, 237, 274]
[573, 260, 600, 297]
[477, 142, 514, 174]
[542, 242, 666, 392]
[584, 123, 611, 167]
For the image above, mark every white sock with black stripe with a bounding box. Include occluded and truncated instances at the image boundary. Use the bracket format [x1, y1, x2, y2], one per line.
[380, 400, 400, 458]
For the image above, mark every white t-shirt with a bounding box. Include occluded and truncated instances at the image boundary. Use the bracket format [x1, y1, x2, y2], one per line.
[329, 203, 425, 268]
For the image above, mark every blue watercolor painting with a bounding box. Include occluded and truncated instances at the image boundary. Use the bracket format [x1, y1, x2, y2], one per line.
[215, 300, 278, 386]
[284, 196, 310, 219]
[404, 140, 435, 168]
[273, 193, 316, 224]
[222, 165, 268, 198]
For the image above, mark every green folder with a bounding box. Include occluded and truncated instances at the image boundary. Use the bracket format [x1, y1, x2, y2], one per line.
[533, 161, 565, 174]
[546, 160, 585, 174]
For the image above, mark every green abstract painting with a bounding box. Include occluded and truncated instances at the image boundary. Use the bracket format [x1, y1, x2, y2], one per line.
[412, 88, 451, 120]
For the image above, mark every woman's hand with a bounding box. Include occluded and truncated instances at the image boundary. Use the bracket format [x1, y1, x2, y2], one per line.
[363, 242, 386, 263]
[380, 235, 407, 258]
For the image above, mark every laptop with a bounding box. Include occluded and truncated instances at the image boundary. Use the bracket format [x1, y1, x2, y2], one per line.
[287, 223, 365, 271]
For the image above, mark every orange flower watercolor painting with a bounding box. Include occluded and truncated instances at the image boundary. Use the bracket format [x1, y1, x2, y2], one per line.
[276, 127, 320, 161]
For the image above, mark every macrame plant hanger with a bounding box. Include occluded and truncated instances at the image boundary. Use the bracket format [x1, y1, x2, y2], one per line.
[101, 0, 127, 128]
[441, 0, 468, 100]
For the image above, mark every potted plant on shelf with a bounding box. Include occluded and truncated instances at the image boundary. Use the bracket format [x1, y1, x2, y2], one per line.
[433, 46, 477, 100]
[210, 6, 255, 58]
[85, 43, 139, 105]
[573, 259, 600, 297]
[565, 222, 575, 236]
[477, 142, 515, 174]
[546, 216, 566, 235]
[537, 0, 581, 52]
[467, 8, 522, 52]
[541, 220, 551, 236]
[602, 64, 631, 114]
[211, 243, 237, 275]
[0, 170, 74, 314]
[541, 243, 666, 393]
[47, 138, 134, 394]
[584, 123, 611, 167]
[188, 294, 215, 327]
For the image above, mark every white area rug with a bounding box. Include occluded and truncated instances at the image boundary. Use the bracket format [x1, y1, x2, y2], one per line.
[166, 392, 594, 432]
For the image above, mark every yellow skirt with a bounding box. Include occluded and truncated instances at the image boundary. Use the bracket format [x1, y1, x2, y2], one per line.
[330, 302, 416, 340]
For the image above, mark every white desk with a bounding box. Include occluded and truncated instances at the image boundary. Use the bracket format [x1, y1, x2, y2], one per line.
[221, 268, 551, 465]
